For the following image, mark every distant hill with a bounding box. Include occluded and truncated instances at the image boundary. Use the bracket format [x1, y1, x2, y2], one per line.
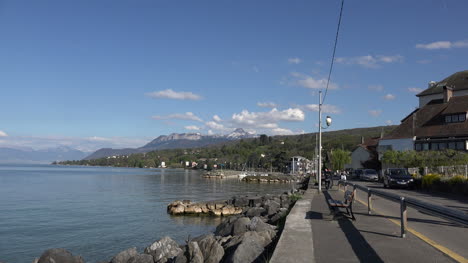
[84, 128, 256, 160]
[0, 146, 88, 164]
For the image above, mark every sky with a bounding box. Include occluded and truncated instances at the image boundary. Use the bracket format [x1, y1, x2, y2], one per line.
[0, 0, 467, 151]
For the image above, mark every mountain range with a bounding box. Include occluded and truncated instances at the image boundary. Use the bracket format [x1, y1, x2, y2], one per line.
[0, 146, 88, 164]
[83, 128, 256, 160]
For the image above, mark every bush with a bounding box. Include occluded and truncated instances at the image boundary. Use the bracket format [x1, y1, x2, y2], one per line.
[448, 176, 468, 196]
[422, 174, 441, 188]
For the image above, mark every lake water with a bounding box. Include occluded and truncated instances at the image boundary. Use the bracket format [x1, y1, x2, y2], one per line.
[0, 164, 293, 263]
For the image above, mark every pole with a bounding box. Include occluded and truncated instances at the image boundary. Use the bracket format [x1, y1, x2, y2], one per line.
[318, 91, 323, 192]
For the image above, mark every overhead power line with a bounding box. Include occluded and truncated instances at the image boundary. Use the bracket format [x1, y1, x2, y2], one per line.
[322, 0, 345, 105]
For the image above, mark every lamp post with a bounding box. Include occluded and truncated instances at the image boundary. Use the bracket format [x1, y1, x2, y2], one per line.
[318, 90, 332, 192]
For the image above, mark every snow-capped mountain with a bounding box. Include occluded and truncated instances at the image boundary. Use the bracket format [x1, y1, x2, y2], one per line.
[84, 128, 256, 160]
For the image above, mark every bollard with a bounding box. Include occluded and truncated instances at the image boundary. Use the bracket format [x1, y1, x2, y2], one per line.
[367, 189, 372, 215]
[400, 197, 407, 238]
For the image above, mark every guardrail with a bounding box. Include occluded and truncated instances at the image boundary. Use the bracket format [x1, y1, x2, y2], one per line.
[337, 180, 468, 238]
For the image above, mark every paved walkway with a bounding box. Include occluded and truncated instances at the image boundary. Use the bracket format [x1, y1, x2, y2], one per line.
[270, 185, 457, 263]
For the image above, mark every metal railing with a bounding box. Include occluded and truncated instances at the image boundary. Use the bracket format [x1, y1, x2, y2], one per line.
[337, 180, 468, 238]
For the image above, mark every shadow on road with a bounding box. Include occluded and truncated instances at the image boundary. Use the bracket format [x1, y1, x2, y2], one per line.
[354, 212, 466, 228]
[323, 191, 384, 263]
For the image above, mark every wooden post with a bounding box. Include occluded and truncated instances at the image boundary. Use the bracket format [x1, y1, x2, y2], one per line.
[400, 197, 407, 238]
[367, 189, 372, 215]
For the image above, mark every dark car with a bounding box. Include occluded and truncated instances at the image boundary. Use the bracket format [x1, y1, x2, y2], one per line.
[383, 168, 414, 189]
[354, 169, 363, 180]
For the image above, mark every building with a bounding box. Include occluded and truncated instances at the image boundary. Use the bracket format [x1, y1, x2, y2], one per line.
[347, 137, 380, 170]
[379, 70, 468, 155]
[290, 156, 311, 174]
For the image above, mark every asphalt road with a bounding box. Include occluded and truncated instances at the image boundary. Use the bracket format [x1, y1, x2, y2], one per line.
[341, 179, 468, 260]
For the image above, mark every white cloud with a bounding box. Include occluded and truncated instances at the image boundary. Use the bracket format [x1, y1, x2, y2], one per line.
[213, 115, 222, 122]
[368, 85, 384, 92]
[335, 55, 403, 68]
[415, 40, 468, 50]
[369, 110, 382, 117]
[146, 89, 202, 100]
[271, 128, 295, 135]
[291, 72, 338, 90]
[151, 112, 203, 122]
[207, 130, 214, 135]
[288, 57, 302, 64]
[0, 130, 8, 137]
[383, 94, 396, 100]
[185, 125, 201, 131]
[257, 102, 277, 108]
[205, 121, 226, 131]
[408, 87, 423, 93]
[385, 120, 393, 125]
[232, 108, 305, 128]
[302, 104, 341, 114]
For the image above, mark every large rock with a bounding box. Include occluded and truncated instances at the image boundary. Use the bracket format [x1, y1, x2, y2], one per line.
[193, 234, 224, 263]
[127, 254, 154, 263]
[245, 207, 266, 218]
[37, 248, 84, 263]
[223, 231, 266, 263]
[187, 242, 204, 263]
[270, 208, 288, 224]
[232, 196, 249, 207]
[231, 217, 251, 236]
[111, 247, 138, 263]
[144, 236, 183, 263]
[215, 216, 239, 236]
[264, 200, 281, 216]
[185, 205, 203, 214]
[248, 217, 276, 232]
[169, 205, 186, 215]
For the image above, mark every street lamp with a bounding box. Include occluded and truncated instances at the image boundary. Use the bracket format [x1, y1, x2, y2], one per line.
[318, 91, 332, 192]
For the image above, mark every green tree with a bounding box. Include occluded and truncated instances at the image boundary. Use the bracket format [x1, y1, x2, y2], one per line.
[330, 149, 351, 171]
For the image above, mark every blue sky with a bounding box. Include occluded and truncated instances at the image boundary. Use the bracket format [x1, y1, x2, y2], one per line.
[0, 0, 467, 151]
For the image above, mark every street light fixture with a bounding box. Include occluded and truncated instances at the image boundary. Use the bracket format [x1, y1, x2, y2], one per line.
[318, 91, 332, 192]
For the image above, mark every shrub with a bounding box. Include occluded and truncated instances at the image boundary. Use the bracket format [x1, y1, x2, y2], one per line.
[422, 174, 441, 189]
[448, 176, 468, 196]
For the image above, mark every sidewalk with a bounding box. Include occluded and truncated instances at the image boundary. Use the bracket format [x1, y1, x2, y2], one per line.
[270, 185, 456, 263]
[312, 188, 454, 263]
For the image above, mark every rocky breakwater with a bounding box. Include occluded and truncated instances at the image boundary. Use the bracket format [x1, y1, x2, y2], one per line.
[31, 189, 304, 263]
[242, 174, 301, 183]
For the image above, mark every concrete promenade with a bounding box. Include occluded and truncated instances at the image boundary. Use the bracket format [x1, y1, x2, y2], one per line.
[270, 183, 462, 263]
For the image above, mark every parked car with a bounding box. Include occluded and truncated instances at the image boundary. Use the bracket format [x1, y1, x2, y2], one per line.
[353, 169, 363, 179]
[383, 168, 414, 189]
[361, 169, 379, 181]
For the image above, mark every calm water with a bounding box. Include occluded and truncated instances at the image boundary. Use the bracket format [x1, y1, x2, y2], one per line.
[0, 164, 293, 263]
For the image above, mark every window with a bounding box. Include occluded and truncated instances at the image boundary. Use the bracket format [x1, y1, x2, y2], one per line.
[431, 143, 439, 150]
[452, 115, 459, 122]
[445, 115, 452, 123]
[415, 143, 422, 151]
[439, 143, 447, 150]
[456, 141, 465, 150]
[460, 114, 466, 122]
[448, 142, 456, 149]
[423, 143, 429, 150]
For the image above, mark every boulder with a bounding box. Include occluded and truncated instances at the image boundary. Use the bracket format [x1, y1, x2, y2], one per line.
[37, 248, 84, 263]
[215, 216, 239, 236]
[201, 204, 210, 214]
[185, 205, 203, 214]
[127, 254, 154, 263]
[222, 205, 242, 216]
[206, 202, 217, 211]
[269, 208, 288, 225]
[223, 231, 266, 263]
[144, 236, 182, 263]
[231, 217, 251, 236]
[111, 247, 138, 263]
[232, 197, 249, 207]
[211, 209, 222, 216]
[248, 217, 276, 232]
[187, 242, 204, 263]
[245, 207, 266, 218]
[264, 200, 281, 216]
[169, 205, 185, 215]
[215, 203, 226, 209]
[194, 234, 224, 263]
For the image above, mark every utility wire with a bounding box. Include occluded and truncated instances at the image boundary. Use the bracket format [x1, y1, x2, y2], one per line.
[322, 0, 344, 105]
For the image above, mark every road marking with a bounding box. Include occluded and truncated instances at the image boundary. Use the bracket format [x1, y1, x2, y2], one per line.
[338, 188, 468, 263]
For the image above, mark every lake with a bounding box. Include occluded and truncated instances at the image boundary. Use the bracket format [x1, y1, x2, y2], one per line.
[0, 164, 293, 263]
